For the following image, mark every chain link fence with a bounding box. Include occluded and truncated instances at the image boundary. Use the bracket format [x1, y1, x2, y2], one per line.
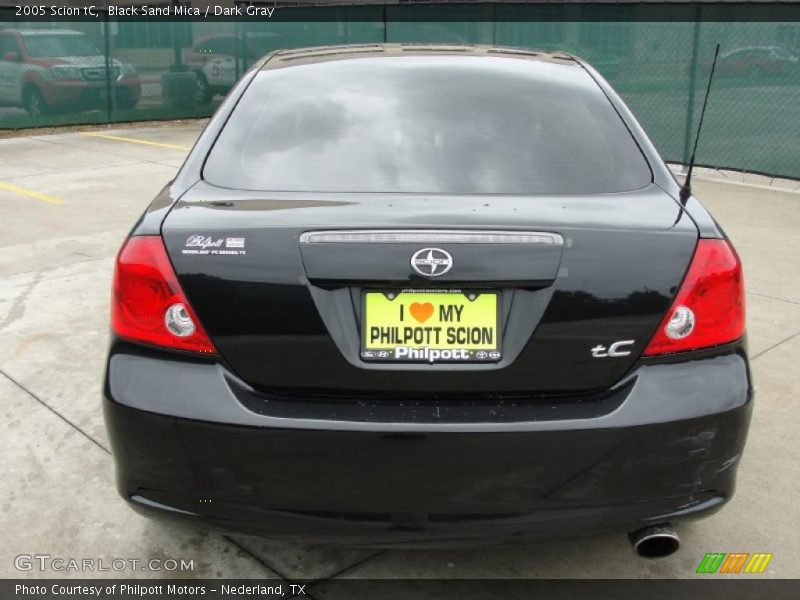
[1, 5, 799, 178]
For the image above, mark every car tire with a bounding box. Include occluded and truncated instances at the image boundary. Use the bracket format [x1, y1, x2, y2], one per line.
[23, 86, 48, 117]
[195, 73, 213, 105]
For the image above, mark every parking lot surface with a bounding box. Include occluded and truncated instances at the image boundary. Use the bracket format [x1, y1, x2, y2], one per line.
[1, 122, 799, 583]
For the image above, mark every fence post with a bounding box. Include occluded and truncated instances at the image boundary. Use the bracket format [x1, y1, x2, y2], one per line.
[490, 0, 496, 46]
[682, 10, 702, 168]
[235, 21, 242, 81]
[171, 21, 186, 72]
[103, 11, 113, 124]
[383, 3, 388, 43]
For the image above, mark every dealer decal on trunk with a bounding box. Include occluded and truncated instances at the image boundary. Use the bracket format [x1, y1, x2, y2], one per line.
[181, 235, 246, 256]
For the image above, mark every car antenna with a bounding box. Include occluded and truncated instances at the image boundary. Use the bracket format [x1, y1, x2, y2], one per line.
[680, 43, 721, 204]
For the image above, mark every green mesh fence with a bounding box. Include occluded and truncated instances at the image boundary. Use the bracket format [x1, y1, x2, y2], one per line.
[1, 5, 799, 179]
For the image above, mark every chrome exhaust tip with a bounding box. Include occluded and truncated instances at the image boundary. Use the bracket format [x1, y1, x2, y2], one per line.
[628, 523, 680, 559]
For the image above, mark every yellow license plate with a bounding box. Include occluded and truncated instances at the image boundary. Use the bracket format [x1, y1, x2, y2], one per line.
[361, 290, 501, 362]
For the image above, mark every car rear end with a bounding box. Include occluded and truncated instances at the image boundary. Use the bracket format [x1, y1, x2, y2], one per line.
[103, 46, 752, 547]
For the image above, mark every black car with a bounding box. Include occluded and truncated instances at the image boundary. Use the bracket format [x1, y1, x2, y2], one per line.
[104, 45, 751, 557]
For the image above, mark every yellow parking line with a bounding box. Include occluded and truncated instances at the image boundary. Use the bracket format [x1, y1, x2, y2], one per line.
[79, 132, 190, 151]
[0, 181, 63, 205]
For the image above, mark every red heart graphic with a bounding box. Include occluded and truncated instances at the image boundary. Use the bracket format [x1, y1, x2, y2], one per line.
[409, 302, 434, 323]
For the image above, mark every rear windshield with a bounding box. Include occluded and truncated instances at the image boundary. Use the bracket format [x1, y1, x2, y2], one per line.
[203, 56, 652, 194]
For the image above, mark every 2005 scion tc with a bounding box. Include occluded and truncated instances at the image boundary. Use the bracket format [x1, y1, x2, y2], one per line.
[104, 45, 751, 557]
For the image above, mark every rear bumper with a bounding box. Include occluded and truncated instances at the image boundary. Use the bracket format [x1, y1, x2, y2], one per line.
[103, 341, 752, 546]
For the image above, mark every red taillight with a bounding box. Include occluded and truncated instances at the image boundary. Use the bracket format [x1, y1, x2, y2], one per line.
[111, 236, 216, 354]
[643, 239, 745, 356]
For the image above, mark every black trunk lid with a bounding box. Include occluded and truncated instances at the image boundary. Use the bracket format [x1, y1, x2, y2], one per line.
[162, 182, 697, 396]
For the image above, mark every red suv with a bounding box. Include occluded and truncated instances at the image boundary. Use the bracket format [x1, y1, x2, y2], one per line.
[0, 29, 141, 116]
